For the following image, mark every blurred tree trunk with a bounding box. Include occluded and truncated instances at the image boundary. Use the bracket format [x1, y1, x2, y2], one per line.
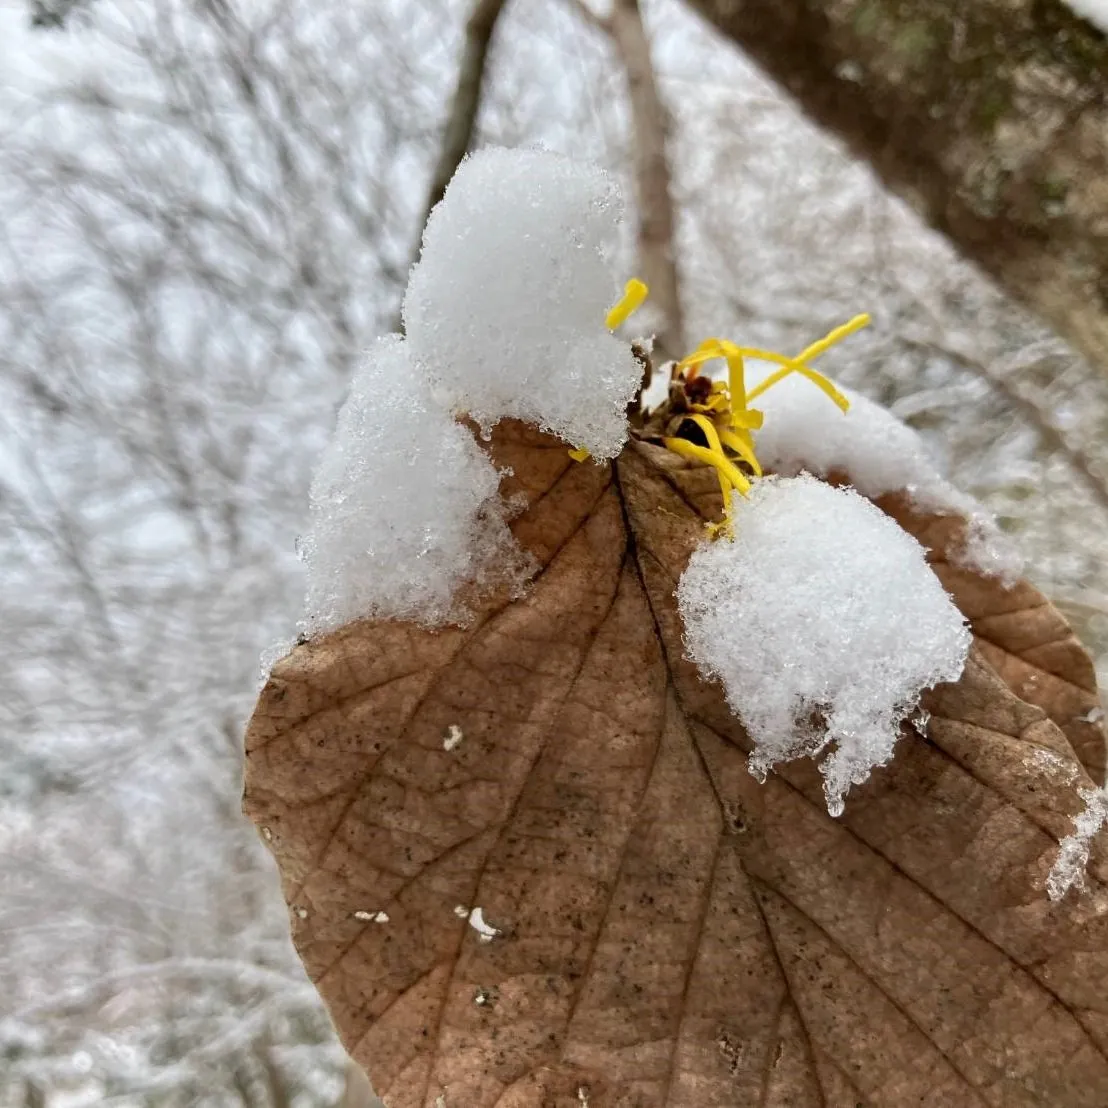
[685, 0, 1108, 374]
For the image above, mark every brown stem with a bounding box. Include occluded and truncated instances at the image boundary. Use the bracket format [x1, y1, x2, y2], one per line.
[395, 0, 509, 330]
[421, 0, 509, 223]
[607, 0, 686, 364]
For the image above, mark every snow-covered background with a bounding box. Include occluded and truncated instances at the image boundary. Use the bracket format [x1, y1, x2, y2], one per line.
[2, 0, 1106, 1103]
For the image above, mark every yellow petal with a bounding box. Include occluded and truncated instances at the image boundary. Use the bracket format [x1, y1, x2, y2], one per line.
[663, 436, 752, 496]
[605, 278, 649, 330]
[718, 427, 763, 477]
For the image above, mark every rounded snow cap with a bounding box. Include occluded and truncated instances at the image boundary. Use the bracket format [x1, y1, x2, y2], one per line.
[403, 146, 642, 460]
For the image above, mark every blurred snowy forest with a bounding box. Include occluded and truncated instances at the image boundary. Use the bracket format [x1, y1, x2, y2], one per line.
[1, 0, 1106, 1104]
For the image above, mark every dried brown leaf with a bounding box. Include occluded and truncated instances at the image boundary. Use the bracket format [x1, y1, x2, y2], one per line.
[245, 424, 1108, 1107]
[873, 491, 1106, 783]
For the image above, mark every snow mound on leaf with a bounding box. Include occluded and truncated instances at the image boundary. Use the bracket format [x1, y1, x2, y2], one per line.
[752, 374, 1023, 583]
[676, 474, 971, 817]
[403, 146, 641, 460]
[299, 335, 528, 634]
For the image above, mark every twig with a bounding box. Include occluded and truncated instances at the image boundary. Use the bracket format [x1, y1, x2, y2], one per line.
[420, 0, 509, 222]
[602, 0, 685, 362]
[393, 0, 509, 331]
[567, 0, 611, 33]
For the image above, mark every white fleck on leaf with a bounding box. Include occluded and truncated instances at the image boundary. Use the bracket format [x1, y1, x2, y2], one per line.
[352, 909, 388, 923]
[443, 724, 464, 751]
[466, 906, 501, 942]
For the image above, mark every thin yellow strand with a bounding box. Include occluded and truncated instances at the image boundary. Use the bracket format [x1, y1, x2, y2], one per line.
[687, 413, 725, 455]
[797, 313, 870, 362]
[676, 342, 721, 380]
[733, 348, 848, 410]
[663, 436, 752, 496]
[717, 427, 763, 477]
[605, 278, 649, 330]
[745, 313, 870, 406]
[572, 276, 651, 460]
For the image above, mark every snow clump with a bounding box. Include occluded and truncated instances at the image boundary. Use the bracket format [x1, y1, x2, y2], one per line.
[677, 474, 971, 817]
[404, 146, 642, 459]
[295, 147, 644, 636]
[751, 374, 1023, 583]
[299, 335, 529, 634]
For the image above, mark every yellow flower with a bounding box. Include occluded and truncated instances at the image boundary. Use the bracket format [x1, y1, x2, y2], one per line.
[572, 277, 870, 537]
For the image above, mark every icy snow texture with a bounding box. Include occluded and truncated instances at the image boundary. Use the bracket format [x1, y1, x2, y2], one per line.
[677, 475, 971, 816]
[752, 374, 1024, 582]
[1047, 785, 1108, 900]
[1063, 0, 1108, 33]
[299, 335, 528, 634]
[403, 147, 642, 460]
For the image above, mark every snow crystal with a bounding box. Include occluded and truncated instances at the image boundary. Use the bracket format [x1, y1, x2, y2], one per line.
[751, 375, 1023, 582]
[1047, 785, 1108, 901]
[1027, 746, 1080, 786]
[677, 475, 971, 816]
[257, 635, 296, 688]
[403, 146, 642, 459]
[299, 335, 529, 634]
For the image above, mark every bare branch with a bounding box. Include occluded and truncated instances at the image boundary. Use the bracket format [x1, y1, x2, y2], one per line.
[567, 0, 611, 34]
[418, 0, 510, 231]
[607, 0, 684, 362]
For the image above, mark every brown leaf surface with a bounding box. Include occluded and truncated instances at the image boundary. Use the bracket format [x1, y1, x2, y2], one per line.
[873, 492, 1106, 783]
[245, 424, 1108, 1107]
